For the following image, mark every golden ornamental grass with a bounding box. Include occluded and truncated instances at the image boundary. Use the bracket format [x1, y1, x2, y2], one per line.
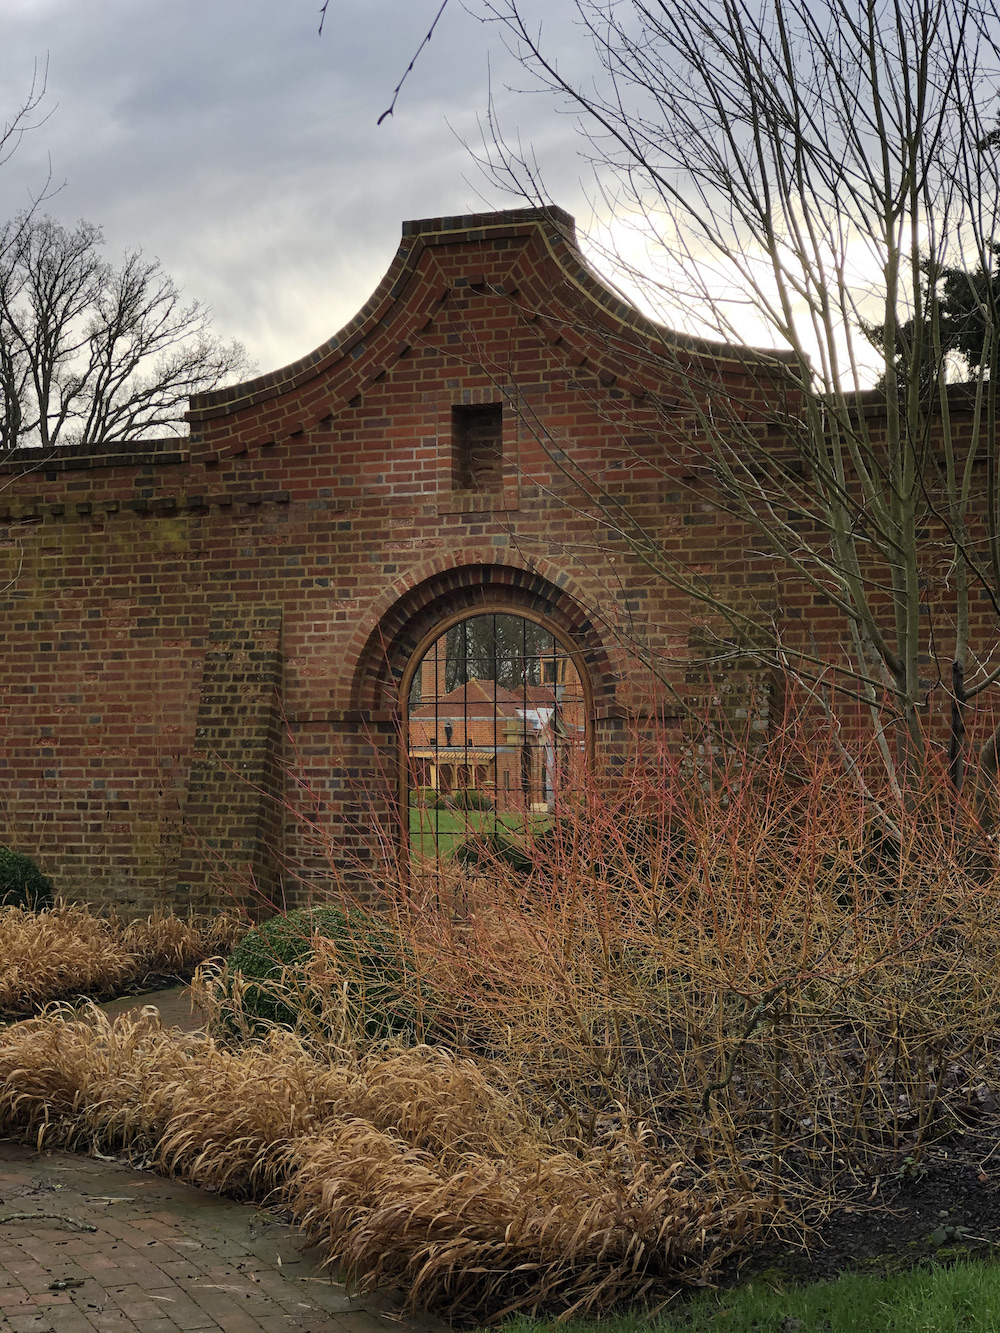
[119, 911, 247, 977]
[289, 1127, 747, 1320]
[0, 1006, 753, 1319]
[0, 905, 246, 1015]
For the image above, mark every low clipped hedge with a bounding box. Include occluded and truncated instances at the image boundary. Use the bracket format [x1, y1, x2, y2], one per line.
[0, 848, 54, 911]
[456, 827, 534, 875]
[450, 787, 495, 811]
[224, 904, 427, 1041]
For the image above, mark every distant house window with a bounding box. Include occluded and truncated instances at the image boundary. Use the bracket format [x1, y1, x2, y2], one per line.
[452, 403, 502, 491]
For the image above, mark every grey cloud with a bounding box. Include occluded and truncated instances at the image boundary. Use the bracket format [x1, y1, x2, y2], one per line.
[0, 0, 594, 375]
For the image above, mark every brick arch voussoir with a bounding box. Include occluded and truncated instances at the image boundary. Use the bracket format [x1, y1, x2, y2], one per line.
[345, 550, 615, 715]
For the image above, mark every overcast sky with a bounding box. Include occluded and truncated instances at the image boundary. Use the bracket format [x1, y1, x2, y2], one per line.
[0, 0, 599, 376]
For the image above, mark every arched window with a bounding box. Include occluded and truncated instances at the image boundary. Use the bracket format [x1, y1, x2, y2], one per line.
[403, 612, 587, 864]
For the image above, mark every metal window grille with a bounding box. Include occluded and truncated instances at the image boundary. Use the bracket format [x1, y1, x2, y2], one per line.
[407, 614, 586, 869]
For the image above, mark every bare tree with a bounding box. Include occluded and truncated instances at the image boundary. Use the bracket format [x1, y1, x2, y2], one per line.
[0, 213, 251, 451]
[474, 0, 1000, 799]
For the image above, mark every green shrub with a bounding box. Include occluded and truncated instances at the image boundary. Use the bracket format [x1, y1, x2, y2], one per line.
[224, 904, 426, 1040]
[456, 828, 534, 875]
[0, 848, 54, 911]
[451, 787, 495, 811]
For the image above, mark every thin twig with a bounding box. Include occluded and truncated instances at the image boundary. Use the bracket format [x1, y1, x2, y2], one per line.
[318, 0, 452, 127]
[379, 0, 451, 125]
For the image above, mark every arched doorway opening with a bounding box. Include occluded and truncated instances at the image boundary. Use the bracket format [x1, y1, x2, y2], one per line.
[402, 611, 588, 864]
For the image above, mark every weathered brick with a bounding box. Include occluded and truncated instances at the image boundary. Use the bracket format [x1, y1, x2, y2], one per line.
[0, 206, 974, 910]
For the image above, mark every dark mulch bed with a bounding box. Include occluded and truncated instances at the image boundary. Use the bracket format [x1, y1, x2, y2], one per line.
[722, 1124, 1000, 1292]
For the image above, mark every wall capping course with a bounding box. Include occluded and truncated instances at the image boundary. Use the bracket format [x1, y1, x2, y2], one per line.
[184, 206, 796, 430]
[0, 439, 189, 476]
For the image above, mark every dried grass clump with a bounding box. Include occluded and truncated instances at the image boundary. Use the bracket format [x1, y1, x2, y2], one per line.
[0, 905, 247, 1015]
[0, 906, 132, 1016]
[118, 911, 246, 977]
[0, 1007, 755, 1319]
[290, 1126, 746, 1320]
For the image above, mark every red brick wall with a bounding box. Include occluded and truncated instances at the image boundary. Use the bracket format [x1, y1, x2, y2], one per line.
[0, 208, 986, 911]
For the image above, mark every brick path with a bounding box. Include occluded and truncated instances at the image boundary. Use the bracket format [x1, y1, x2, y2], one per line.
[0, 1142, 444, 1333]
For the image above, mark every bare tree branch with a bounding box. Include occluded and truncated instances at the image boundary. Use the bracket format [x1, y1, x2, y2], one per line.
[319, 0, 453, 126]
[0, 215, 253, 450]
[470, 0, 1000, 796]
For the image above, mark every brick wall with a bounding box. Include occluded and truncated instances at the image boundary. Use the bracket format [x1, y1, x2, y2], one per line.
[0, 208, 989, 911]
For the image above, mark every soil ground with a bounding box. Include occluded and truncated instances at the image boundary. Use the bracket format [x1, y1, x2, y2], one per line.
[720, 1129, 1000, 1292]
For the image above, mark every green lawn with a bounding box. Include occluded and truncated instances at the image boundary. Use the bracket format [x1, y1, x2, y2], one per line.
[409, 806, 541, 860]
[487, 1259, 1000, 1333]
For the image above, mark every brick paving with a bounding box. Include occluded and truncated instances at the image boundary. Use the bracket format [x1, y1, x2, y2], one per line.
[97, 987, 207, 1033]
[0, 1142, 444, 1333]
